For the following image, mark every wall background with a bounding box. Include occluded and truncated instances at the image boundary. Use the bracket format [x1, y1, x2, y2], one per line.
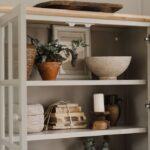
[142, 0, 150, 15]
[0, 0, 148, 15]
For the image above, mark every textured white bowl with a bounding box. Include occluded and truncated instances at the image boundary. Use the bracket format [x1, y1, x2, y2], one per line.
[85, 56, 132, 80]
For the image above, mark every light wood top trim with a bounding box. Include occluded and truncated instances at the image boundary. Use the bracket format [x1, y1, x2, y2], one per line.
[0, 5, 12, 13]
[0, 6, 150, 23]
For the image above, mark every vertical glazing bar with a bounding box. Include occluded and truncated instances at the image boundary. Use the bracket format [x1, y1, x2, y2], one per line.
[0, 27, 5, 150]
[8, 87, 13, 142]
[0, 27, 5, 81]
[8, 22, 14, 143]
[8, 22, 13, 78]
[18, 5, 27, 150]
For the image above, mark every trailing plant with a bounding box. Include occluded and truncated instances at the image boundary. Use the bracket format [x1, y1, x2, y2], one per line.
[27, 35, 87, 67]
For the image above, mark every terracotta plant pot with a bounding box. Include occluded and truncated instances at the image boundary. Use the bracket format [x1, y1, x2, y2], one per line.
[38, 62, 61, 80]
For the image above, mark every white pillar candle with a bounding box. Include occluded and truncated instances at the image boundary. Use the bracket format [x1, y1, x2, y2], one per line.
[93, 93, 105, 112]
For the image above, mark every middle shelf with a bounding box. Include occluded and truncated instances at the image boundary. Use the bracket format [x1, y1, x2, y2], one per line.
[26, 127, 147, 141]
[26, 80, 146, 87]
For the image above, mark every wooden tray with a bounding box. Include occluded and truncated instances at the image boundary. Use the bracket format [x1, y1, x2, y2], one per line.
[34, 1, 123, 13]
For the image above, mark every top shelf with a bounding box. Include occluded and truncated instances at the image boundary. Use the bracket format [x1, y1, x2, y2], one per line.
[26, 7, 150, 23]
[1, 6, 150, 27]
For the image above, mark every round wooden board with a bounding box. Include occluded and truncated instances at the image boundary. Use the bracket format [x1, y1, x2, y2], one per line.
[34, 1, 123, 13]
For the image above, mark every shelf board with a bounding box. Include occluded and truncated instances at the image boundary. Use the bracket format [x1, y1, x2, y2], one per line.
[27, 80, 146, 87]
[26, 127, 147, 141]
[1, 6, 150, 27]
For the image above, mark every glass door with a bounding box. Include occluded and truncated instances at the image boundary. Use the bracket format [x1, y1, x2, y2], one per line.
[0, 4, 27, 150]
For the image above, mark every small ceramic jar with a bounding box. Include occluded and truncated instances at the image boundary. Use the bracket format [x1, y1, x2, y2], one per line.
[105, 95, 122, 126]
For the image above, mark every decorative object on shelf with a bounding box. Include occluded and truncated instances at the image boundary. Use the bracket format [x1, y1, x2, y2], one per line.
[14, 104, 44, 133]
[83, 137, 96, 150]
[91, 94, 110, 130]
[53, 26, 91, 79]
[27, 44, 36, 80]
[27, 115, 44, 133]
[91, 112, 110, 130]
[28, 35, 87, 80]
[100, 136, 111, 150]
[105, 95, 122, 126]
[93, 93, 105, 112]
[34, 1, 123, 13]
[93, 120, 108, 130]
[44, 101, 87, 130]
[38, 62, 61, 80]
[85, 56, 132, 80]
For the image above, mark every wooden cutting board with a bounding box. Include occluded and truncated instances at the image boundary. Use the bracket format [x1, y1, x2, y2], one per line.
[34, 1, 123, 13]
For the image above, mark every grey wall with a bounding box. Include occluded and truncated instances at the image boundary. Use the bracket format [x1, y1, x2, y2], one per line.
[142, 0, 150, 15]
[0, 0, 143, 15]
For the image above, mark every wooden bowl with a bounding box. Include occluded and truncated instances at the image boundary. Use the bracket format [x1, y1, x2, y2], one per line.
[34, 1, 123, 13]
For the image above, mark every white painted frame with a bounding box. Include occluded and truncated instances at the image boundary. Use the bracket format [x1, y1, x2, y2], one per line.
[27, 15, 150, 27]
[147, 27, 150, 150]
[0, 5, 27, 150]
[53, 25, 91, 79]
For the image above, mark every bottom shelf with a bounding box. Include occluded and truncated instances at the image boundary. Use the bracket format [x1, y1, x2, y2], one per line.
[27, 126, 147, 141]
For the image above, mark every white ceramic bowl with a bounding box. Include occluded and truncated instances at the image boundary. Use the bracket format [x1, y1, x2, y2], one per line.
[85, 56, 132, 80]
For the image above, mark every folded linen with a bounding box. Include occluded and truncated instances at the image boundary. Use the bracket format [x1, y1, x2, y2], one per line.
[14, 104, 44, 116]
[28, 115, 44, 125]
[27, 124, 44, 133]
[27, 104, 44, 116]
[14, 114, 44, 133]
[14, 123, 44, 133]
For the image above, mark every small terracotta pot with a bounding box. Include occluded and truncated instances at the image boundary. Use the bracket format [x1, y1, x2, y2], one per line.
[38, 62, 61, 80]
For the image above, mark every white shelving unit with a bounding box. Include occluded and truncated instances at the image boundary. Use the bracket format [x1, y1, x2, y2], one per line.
[0, 4, 150, 150]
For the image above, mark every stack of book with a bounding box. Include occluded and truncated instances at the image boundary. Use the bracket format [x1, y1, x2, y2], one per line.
[49, 103, 87, 129]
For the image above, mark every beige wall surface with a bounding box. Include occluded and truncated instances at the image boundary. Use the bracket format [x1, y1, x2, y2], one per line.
[142, 0, 150, 15]
[0, 0, 143, 15]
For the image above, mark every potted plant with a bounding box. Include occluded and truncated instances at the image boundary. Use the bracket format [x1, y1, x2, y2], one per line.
[28, 35, 87, 80]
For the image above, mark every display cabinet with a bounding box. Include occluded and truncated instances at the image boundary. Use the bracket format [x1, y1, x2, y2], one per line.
[0, 4, 150, 150]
